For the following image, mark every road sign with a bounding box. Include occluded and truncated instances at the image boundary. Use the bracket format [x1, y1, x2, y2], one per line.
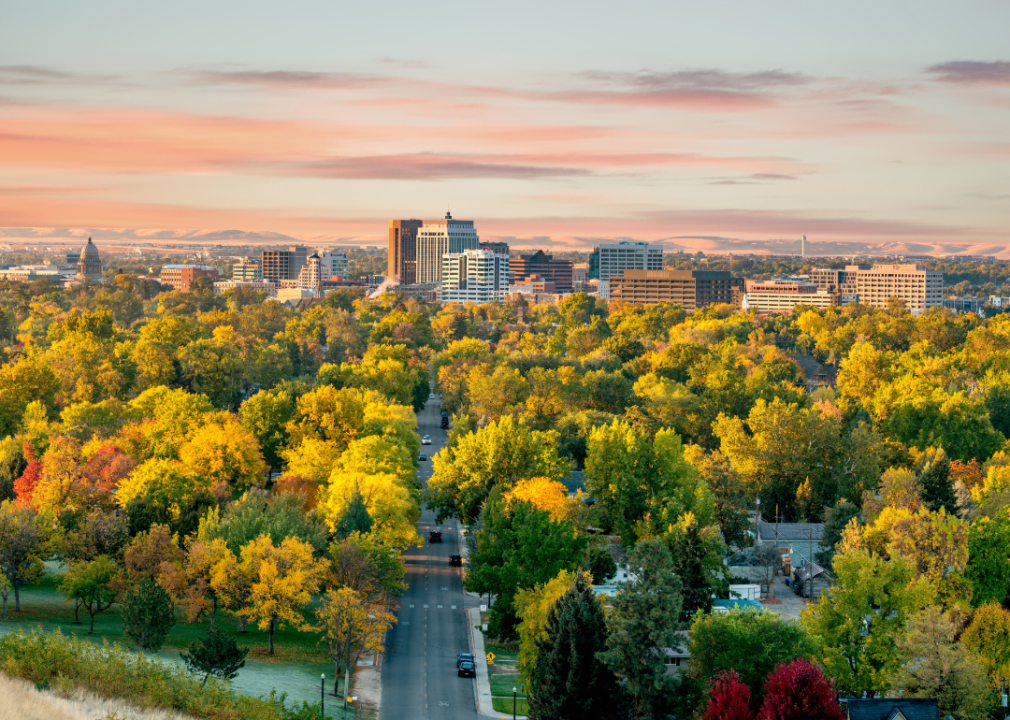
[486, 652, 495, 665]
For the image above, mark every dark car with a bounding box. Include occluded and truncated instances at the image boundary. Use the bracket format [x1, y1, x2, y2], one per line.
[449, 554, 463, 566]
[429, 531, 443, 543]
[440, 417, 449, 429]
[456, 652, 474, 668]
[458, 661, 476, 678]
[418, 453, 427, 461]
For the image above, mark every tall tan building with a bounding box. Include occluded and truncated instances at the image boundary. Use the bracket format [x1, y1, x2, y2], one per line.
[854, 263, 943, 313]
[609, 270, 741, 308]
[388, 219, 422, 285]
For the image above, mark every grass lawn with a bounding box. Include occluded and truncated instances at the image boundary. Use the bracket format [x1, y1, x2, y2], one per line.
[492, 696, 530, 715]
[0, 568, 359, 718]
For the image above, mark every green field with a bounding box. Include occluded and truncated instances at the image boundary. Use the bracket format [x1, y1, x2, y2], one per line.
[492, 696, 530, 715]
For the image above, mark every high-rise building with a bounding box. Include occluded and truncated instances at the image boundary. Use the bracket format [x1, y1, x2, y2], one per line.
[810, 265, 865, 301]
[416, 212, 479, 284]
[479, 241, 510, 256]
[510, 250, 574, 292]
[854, 263, 943, 313]
[260, 246, 308, 284]
[609, 270, 741, 308]
[441, 249, 509, 304]
[296, 253, 323, 297]
[743, 279, 837, 313]
[233, 258, 262, 281]
[589, 241, 663, 282]
[388, 220, 422, 284]
[76, 237, 104, 281]
[319, 252, 349, 280]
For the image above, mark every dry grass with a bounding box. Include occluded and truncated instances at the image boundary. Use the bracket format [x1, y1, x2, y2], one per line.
[0, 673, 201, 720]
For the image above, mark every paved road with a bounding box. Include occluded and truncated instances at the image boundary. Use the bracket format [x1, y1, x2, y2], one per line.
[380, 398, 480, 720]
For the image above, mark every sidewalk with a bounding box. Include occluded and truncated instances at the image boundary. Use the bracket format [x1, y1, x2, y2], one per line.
[468, 607, 519, 719]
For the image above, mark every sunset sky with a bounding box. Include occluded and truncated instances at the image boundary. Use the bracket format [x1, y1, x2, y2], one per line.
[2, 1, 1009, 254]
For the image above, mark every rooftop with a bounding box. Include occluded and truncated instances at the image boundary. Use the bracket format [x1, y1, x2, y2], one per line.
[758, 519, 824, 543]
[846, 699, 939, 720]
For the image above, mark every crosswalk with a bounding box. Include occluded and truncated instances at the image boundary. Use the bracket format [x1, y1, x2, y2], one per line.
[408, 604, 458, 609]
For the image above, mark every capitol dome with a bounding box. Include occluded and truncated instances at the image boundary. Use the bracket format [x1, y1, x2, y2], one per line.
[76, 237, 104, 281]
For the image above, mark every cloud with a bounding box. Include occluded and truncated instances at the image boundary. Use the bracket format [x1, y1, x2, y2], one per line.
[584, 68, 812, 92]
[927, 61, 1010, 85]
[377, 57, 431, 70]
[299, 154, 591, 180]
[184, 69, 388, 89]
[0, 64, 121, 86]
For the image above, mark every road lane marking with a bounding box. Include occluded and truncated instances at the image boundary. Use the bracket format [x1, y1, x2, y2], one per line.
[438, 605, 442, 608]
[452, 605, 456, 609]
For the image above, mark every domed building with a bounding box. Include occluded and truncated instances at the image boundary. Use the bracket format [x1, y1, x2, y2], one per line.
[76, 237, 104, 281]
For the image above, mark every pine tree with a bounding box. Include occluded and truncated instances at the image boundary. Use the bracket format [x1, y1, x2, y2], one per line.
[528, 574, 623, 720]
[334, 489, 373, 539]
[757, 658, 844, 720]
[704, 669, 755, 720]
[181, 628, 248, 686]
[916, 447, 957, 514]
[122, 578, 176, 654]
[600, 538, 684, 719]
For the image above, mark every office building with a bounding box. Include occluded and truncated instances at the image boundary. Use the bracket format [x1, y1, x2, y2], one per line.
[743, 279, 837, 313]
[214, 279, 277, 297]
[480, 241, 510, 255]
[941, 297, 985, 316]
[572, 264, 590, 292]
[854, 263, 943, 314]
[510, 250, 574, 292]
[233, 258, 262, 281]
[441, 249, 509, 304]
[260, 246, 308, 284]
[589, 241, 664, 281]
[417, 212, 480, 284]
[159, 264, 220, 291]
[609, 270, 742, 308]
[296, 253, 323, 297]
[388, 220, 423, 284]
[320, 252, 349, 280]
[810, 265, 865, 301]
[76, 238, 104, 281]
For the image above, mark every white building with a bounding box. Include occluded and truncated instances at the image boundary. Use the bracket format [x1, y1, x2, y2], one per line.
[854, 263, 943, 314]
[416, 212, 479, 284]
[213, 279, 277, 297]
[319, 251, 349, 280]
[296, 253, 323, 297]
[441, 249, 509, 304]
[743, 279, 837, 313]
[590, 241, 664, 284]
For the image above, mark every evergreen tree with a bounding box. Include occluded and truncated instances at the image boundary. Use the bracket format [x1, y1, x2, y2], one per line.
[915, 447, 957, 514]
[528, 574, 623, 720]
[122, 578, 176, 653]
[334, 489, 373, 539]
[181, 628, 249, 686]
[600, 538, 684, 719]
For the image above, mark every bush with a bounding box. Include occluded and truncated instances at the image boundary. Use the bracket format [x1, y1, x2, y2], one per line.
[0, 628, 316, 720]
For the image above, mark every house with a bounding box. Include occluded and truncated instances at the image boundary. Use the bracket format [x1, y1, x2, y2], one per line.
[846, 698, 938, 720]
[788, 354, 836, 390]
[756, 520, 825, 567]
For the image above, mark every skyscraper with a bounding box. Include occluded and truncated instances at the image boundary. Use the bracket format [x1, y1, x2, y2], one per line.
[261, 246, 308, 284]
[388, 219, 422, 285]
[415, 212, 479, 284]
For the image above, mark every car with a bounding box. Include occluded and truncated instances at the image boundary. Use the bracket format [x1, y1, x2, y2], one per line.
[429, 531, 443, 543]
[458, 661, 476, 678]
[440, 417, 449, 429]
[421, 435, 431, 445]
[456, 653, 474, 668]
[449, 554, 462, 566]
[429, 392, 437, 399]
[418, 453, 428, 461]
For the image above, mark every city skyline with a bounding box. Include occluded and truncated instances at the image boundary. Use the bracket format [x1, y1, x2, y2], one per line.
[2, 1, 1009, 255]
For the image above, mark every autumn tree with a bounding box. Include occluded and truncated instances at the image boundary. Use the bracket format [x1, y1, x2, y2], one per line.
[515, 569, 588, 685]
[757, 658, 844, 720]
[315, 587, 396, 695]
[116, 458, 209, 521]
[120, 523, 185, 586]
[239, 389, 294, 474]
[962, 602, 1010, 684]
[914, 446, 958, 514]
[0, 355, 60, 438]
[59, 556, 118, 633]
[199, 490, 328, 556]
[160, 537, 234, 628]
[964, 507, 1010, 606]
[178, 417, 266, 492]
[0, 500, 59, 611]
[236, 535, 327, 654]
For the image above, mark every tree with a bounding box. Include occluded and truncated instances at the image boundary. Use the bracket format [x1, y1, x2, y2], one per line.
[961, 602, 1010, 685]
[801, 549, 933, 697]
[757, 658, 844, 720]
[314, 587, 396, 695]
[685, 447, 750, 548]
[236, 535, 327, 655]
[199, 490, 329, 556]
[0, 355, 60, 438]
[464, 491, 588, 638]
[425, 415, 568, 524]
[59, 556, 118, 633]
[0, 570, 11, 620]
[121, 524, 185, 585]
[600, 538, 684, 719]
[116, 458, 209, 521]
[964, 507, 1010, 607]
[704, 670, 755, 720]
[178, 418, 266, 491]
[664, 513, 729, 620]
[689, 609, 815, 704]
[239, 389, 295, 474]
[816, 500, 860, 568]
[333, 490, 373, 539]
[915, 446, 957, 514]
[121, 578, 176, 654]
[891, 608, 989, 720]
[159, 537, 234, 628]
[515, 569, 588, 685]
[328, 532, 406, 603]
[181, 629, 248, 686]
[320, 471, 419, 550]
[527, 574, 622, 720]
[0, 500, 59, 611]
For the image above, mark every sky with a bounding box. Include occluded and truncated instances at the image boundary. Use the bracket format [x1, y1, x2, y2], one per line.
[1, 1, 1009, 255]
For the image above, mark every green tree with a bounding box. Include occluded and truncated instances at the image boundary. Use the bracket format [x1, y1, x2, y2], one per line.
[689, 609, 815, 704]
[198, 490, 328, 556]
[816, 500, 860, 568]
[239, 389, 295, 474]
[0, 355, 60, 438]
[962, 601, 1010, 684]
[528, 573, 622, 720]
[964, 507, 1010, 607]
[464, 490, 588, 638]
[801, 549, 933, 697]
[181, 628, 249, 686]
[425, 415, 568, 524]
[121, 578, 176, 653]
[59, 556, 118, 633]
[600, 538, 684, 718]
[0, 500, 59, 611]
[663, 513, 729, 620]
[333, 490, 373, 539]
[914, 446, 957, 514]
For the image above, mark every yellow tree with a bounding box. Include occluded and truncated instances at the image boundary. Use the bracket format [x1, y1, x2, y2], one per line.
[178, 417, 266, 491]
[506, 477, 581, 524]
[160, 537, 234, 628]
[314, 587, 396, 695]
[31, 436, 90, 514]
[320, 471, 420, 550]
[236, 535, 327, 654]
[210, 546, 256, 632]
[514, 569, 592, 684]
[116, 458, 209, 520]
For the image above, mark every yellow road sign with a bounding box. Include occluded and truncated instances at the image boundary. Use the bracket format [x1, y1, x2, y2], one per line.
[486, 652, 495, 665]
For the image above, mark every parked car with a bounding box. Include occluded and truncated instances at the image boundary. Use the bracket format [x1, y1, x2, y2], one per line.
[421, 435, 431, 445]
[458, 660, 476, 678]
[418, 453, 427, 461]
[429, 531, 443, 543]
[440, 417, 449, 429]
[449, 554, 463, 566]
[456, 653, 474, 668]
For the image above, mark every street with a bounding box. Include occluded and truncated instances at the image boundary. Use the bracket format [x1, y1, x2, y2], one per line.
[379, 397, 480, 720]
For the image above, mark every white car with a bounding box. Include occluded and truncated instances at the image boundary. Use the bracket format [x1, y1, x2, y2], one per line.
[421, 435, 431, 445]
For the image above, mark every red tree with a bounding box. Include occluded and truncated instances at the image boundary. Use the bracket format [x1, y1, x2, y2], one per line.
[82, 445, 136, 495]
[758, 658, 844, 720]
[13, 442, 42, 505]
[705, 669, 755, 720]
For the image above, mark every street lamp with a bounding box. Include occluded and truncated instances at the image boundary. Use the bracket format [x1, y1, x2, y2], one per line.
[320, 674, 325, 716]
[513, 686, 518, 720]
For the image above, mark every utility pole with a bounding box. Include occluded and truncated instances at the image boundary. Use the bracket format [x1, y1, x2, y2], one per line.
[808, 528, 814, 605]
[344, 615, 354, 711]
